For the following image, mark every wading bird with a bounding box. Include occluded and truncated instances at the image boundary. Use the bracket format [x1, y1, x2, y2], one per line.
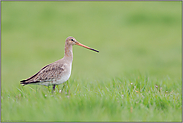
[20, 36, 99, 91]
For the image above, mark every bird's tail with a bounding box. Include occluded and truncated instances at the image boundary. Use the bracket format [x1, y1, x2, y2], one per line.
[20, 80, 29, 86]
[20, 79, 40, 86]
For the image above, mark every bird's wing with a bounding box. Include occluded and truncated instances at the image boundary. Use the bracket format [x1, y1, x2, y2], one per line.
[20, 63, 65, 84]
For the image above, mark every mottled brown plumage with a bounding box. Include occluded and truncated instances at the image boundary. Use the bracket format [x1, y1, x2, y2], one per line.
[20, 60, 66, 85]
[20, 36, 99, 91]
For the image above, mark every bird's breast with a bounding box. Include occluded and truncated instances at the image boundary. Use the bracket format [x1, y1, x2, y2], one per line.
[53, 63, 72, 85]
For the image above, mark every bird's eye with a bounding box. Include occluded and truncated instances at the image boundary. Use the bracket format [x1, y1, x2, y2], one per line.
[71, 39, 74, 41]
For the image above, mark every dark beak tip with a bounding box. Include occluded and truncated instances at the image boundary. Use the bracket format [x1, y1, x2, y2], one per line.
[91, 48, 99, 53]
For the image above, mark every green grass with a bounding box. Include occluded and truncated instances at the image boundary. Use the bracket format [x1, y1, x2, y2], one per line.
[1, 1, 182, 122]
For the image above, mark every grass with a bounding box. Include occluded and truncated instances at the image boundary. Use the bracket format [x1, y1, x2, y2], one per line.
[1, 1, 182, 122]
[2, 76, 181, 122]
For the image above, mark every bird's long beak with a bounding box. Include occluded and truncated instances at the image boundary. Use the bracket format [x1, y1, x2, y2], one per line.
[76, 42, 99, 53]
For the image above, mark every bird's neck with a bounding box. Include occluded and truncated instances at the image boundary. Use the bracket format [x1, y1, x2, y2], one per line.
[64, 43, 73, 62]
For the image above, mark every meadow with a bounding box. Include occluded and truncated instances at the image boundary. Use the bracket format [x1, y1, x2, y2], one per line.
[1, 1, 182, 122]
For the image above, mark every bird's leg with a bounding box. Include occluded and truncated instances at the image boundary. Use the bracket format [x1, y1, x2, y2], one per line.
[53, 84, 56, 90]
[52, 84, 56, 93]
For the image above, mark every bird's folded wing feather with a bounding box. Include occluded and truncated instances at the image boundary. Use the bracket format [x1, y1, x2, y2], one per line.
[21, 63, 65, 83]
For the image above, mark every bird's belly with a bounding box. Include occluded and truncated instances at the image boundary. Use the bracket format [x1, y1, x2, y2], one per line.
[53, 72, 71, 85]
[40, 72, 71, 86]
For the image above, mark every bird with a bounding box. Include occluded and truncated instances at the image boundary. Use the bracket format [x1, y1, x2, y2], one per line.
[20, 36, 99, 91]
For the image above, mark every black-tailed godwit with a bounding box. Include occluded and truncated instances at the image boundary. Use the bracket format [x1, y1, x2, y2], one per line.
[20, 36, 99, 91]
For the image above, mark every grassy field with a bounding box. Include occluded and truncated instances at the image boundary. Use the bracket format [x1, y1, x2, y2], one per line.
[1, 1, 182, 122]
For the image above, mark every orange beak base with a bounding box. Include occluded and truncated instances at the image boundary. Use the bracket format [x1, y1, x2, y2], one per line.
[76, 42, 99, 53]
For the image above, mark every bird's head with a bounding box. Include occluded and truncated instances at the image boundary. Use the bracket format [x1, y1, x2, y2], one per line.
[65, 36, 99, 53]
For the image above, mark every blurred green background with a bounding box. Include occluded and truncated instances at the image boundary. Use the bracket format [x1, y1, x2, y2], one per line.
[1, 1, 182, 122]
[2, 1, 181, 82]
